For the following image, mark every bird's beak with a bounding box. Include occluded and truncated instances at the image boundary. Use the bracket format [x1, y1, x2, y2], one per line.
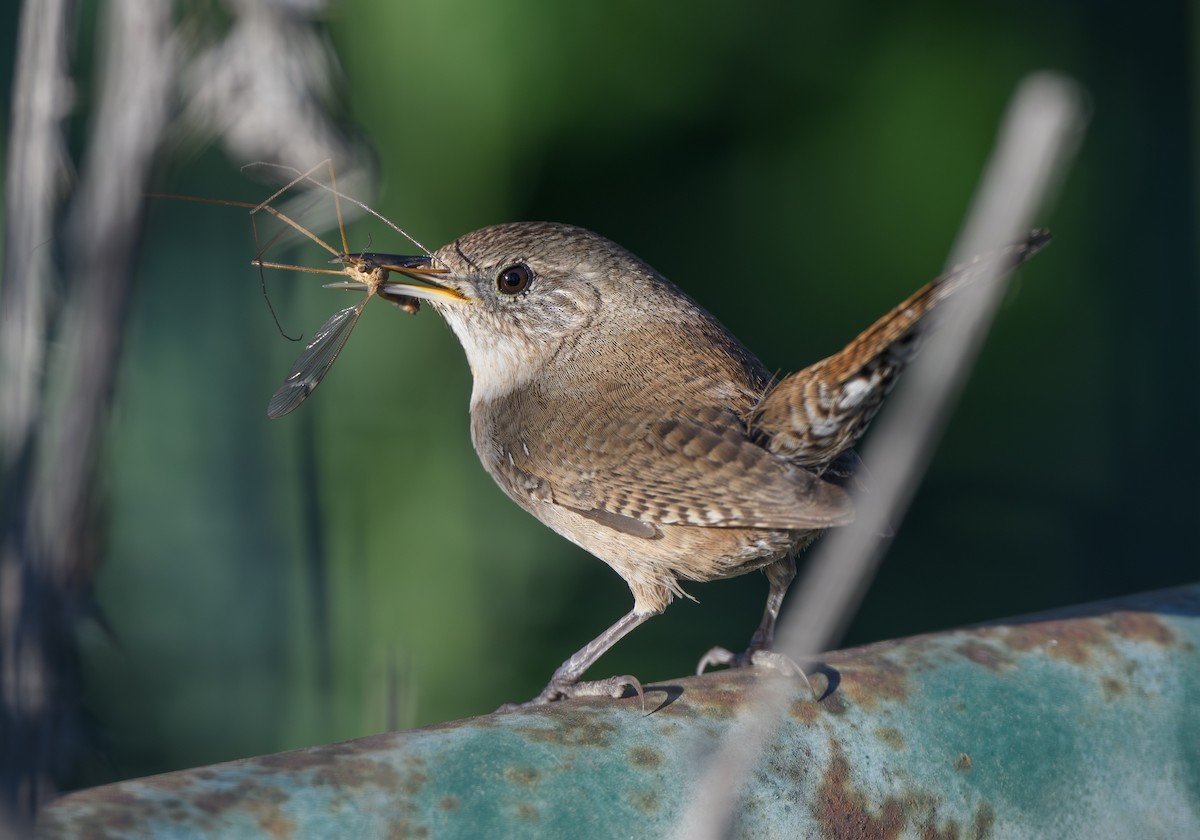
[323, 252, 466, 304]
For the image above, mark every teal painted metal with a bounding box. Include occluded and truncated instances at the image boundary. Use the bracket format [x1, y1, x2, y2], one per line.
[38, 585, 1200, 838]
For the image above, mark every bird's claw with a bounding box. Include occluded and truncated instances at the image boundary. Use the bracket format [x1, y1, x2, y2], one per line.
[697, 646, 815, 695]
[497, 674, 645, 712]
[696, 645, 740, 675]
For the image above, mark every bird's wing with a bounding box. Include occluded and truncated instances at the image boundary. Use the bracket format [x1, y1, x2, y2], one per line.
[518, 406, 854, 533]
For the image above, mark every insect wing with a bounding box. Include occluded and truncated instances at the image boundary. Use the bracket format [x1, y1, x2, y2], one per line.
[267, 298, 368, 418]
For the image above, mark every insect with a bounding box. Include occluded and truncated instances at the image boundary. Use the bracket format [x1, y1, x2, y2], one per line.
[152, 160, 458, 417]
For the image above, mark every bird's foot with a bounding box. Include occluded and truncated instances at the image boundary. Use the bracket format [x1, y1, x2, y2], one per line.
[697, 646, 804, 676]
[497, 674, 644, 712]
[696, 646, 815, 695]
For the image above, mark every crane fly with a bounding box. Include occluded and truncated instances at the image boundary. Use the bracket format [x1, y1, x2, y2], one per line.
[150, 160, 461, 418]
[264, 249, 453, 418]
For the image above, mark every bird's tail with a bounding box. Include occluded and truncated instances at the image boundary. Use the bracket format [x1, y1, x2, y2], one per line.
[750, 230, 1051, 467]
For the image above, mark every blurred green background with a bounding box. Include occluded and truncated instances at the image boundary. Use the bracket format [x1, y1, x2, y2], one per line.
[3, 0, 1195, 789]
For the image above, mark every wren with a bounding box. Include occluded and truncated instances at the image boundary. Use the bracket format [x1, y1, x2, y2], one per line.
[345, 222, 1047, 707]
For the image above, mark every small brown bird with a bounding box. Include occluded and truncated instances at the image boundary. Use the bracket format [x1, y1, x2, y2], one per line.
[325, 223, 1048, 707]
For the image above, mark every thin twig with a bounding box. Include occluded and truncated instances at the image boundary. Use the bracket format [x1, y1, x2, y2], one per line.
[673, 72, 1085, 840]
[0, 0, 75, 826]
[0, 0, 71, 466]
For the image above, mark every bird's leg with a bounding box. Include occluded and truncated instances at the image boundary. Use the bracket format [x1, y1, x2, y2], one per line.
[748, 553, 796, 652]
[499, 607, 655, 710]
[697, 555, 809, 681]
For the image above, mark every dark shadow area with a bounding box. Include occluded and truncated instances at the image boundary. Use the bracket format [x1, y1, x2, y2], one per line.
[805, 664, 842, 703]
[642, 683, 685, 714]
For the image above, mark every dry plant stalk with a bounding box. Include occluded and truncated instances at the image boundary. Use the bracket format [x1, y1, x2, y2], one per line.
[673, 72, 1085, 840]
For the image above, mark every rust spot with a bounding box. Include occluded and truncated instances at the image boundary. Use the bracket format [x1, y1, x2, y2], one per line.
[955, 753, 973, 772]
[503, 766, 540, 787]
[822, 693, 848, 715]
[194, 789, 241, 815]
[989, 618, 1110, 664]
[1111, 611, 1176, 646]
[1101, 676, 1126, 700]
[390, 818, 430, 838]
[694, 685, 749, 720]
[679, 668, 768, 719]
[972, 802, 995, 839]
[652, 715, 681, 734]
[920, 816, 961, 840]
[627, 746, 663, 768]
[516, 707, 618, 748]
[246, 796, 295, 838]
[55, 795, 154, 836]
[631, 789, 660, 813]
[817, 742, 970, 839]
[437, 795, 460, 810]
[255, 739, 410, 793]
[656, 721, 682, 737]
[838, 655, 910, 710]
[875, 727, 906, 750]
[402, 772, 428, 797]
[189, 781, 295, 838]
[957, 642, 1011, 671]
[791, 697, 819, 724]
[816, 743, 904, 840]
[515, 801, 540, 821]
[309, 756, 407, 793]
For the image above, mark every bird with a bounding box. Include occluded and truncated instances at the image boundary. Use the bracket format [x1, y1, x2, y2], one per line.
[324, 222, 1048, 707]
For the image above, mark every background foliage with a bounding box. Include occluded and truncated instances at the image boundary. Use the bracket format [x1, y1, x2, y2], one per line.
[2, 0, 1195, 788]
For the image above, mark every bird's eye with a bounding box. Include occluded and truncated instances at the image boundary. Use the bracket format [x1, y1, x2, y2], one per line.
[496, 263, 533, 296]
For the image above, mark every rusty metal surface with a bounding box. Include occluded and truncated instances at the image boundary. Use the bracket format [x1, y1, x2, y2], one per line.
[38, 585, 1200, 838]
